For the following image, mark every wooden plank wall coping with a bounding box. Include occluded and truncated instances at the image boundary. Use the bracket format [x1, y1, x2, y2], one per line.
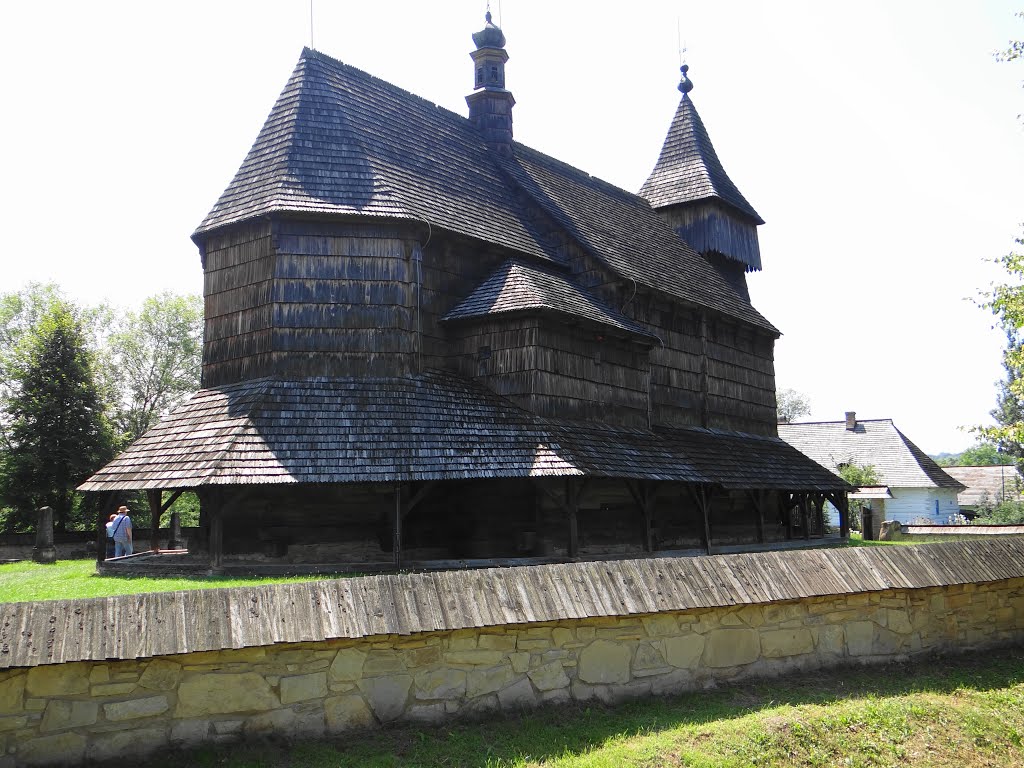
[3, 539, 1023, 670]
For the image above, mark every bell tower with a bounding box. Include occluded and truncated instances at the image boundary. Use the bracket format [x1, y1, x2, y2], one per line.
[466, 10, 515, 155]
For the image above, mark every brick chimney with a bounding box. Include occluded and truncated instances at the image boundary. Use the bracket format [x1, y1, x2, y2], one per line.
[845, 411, 857, 431]
[466, 11, 514, 155]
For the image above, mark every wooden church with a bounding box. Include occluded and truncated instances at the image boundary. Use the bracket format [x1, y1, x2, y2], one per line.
[82, 13, 847, 571]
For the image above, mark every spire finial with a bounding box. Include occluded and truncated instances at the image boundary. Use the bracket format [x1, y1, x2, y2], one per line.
[678, 64, 693, 95]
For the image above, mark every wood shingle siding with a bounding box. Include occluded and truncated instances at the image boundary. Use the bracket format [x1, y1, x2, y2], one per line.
[4, 539, 1023, 669]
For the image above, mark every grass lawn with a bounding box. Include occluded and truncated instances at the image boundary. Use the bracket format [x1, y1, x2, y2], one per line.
[0, 559, 341, 604]
[130, 647, 1024, 768]
[0, 535, 973, 604]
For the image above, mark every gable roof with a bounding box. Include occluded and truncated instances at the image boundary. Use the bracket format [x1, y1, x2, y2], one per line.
[196, 48, 776, 334]
[80, 372, 843, 492]
[778, 419, 965, 490]
[639, 93, 763, 224]
[443, 260, 657, 340]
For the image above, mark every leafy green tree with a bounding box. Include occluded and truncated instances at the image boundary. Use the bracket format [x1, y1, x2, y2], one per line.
[0, 302, 113, 532]
[776, 387, 812, 423]
[934, 441, 1015, 467]
[838, 462, 880, 533]
[105, 292, 202, 446]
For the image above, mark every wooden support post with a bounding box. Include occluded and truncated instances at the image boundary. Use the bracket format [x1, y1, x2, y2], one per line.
[687, 484, 714, 555]
[626, 481, 658, 553]
[799, 494, 810, 541]
[566, 479, 579, 560]
[147, 489, 162, 552]
[784, 493, 794, 540]
[830, 492, 850, 538]
[209, 492, 224, 571]
[747, 490, 767, 544]
[393, 484, 403, 570]
[812, 495, 826, 538]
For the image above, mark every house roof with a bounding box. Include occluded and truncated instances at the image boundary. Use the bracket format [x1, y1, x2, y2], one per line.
[80, 372, 843, 492]
[777, 419, 965, 491]
[195, 48, 776, 334]
[443, 260, 657, 341]
[942, 465, 1023, 507]
[638, 91, 763, 225]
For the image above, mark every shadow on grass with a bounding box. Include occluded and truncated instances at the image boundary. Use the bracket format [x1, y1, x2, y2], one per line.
[136, 646, 1024, 768]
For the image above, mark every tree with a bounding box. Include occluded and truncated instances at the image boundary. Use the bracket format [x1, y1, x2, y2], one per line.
[105, 293, 202, 446]
[0, 302, 113, 532]
[776, 387, 812, 423]
[837, 461, 880, 533]
[934, 441, 1015, 467]
[979, 232, 1024, 459]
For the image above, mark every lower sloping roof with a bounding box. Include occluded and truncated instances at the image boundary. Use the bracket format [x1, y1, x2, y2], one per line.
[80, 372, 844, 492]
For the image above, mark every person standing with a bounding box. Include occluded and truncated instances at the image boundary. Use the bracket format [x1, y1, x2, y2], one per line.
[104, 513, 117, 558]
[111, 506, 133, 557]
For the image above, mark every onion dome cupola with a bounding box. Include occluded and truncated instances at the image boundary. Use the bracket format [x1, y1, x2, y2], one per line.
[466, 10, 515, 155]
[640, 65, 764, 290]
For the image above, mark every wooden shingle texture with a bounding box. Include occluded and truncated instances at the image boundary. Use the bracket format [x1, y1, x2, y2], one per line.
[443, 259, 657, 340]
[197, 48, 772, 335]
[638, 92, 764, 226]
[3, 538, 1022, 669]
[80, 372, 842, 492]
[778, 419, 965, 490]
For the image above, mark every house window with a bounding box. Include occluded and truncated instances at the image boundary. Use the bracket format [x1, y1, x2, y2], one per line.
[934, 499, 939, 515]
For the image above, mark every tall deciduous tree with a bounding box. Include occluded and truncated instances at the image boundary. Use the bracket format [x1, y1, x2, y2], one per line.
[106, 292, 202, 445]
[980, 234, 1024, 460]
[776, 387, 812, 423]
[0, 302, 113, 531]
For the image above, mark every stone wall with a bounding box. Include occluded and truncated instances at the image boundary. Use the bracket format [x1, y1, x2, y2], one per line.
[2, 577, 1023, 766]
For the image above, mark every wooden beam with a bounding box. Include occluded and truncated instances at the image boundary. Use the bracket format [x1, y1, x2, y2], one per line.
[812, 495, 826, 538]
[783, 493, 794, 540]
[798, 493, 810, 541]
[565, 478, 579, 559]
[208, 490, 224, 571]
[746, 489, 767, 544]
[401, 481, 437, 520]
[159, 490, 184, 514]
[686, 484, 714, 555]
[393, 484, 404, 570]
[146, 489, 162, 552]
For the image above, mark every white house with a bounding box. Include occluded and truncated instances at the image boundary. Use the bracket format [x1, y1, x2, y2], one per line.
[778, 412, 965, 531]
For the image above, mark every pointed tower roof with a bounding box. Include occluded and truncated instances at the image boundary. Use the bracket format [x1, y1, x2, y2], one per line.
[640, 66, 763, 225]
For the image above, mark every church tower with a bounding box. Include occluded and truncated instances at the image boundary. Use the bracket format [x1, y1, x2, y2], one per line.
[466, 11, 515, 155]
[640, 65, 763, 299]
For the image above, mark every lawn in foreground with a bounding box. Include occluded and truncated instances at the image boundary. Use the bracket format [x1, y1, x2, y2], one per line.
[136, 647, 1024, 768]
[0, 559, 341, 604]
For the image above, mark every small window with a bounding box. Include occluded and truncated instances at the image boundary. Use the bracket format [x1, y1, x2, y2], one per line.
[934, 499, 939, 515]
[490, 65, 498, 81]
[476, 67, 484, 85]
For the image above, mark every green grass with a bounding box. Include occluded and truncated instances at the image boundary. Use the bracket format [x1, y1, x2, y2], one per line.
[0, 559, 344, 604]
[130, 647, 1024, 768]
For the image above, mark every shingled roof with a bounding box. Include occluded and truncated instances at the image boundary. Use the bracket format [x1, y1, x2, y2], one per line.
[81, 373, 843, 492]
[639, 91, 763, 225]
[778, 419, 965, 490]
[196, 48, 775, 334]
[443, 260, 657, 341]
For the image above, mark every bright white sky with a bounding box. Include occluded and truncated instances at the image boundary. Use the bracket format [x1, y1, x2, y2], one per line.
[2, 1, 1022, 454]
